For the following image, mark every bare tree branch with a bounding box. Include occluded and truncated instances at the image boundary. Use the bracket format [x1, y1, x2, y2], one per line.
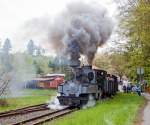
[0, 72, 11, 97]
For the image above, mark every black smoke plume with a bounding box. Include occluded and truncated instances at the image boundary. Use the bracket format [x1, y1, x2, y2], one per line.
[49, 2, 113, 65]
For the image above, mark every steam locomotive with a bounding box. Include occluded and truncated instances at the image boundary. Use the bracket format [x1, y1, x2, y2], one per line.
[57, 65, 118, 107]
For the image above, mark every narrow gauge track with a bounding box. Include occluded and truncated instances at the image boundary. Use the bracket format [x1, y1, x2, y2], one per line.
[11, 107, 77, 125]
[0, 103, 48, 118]
[0, 104, 77, 125]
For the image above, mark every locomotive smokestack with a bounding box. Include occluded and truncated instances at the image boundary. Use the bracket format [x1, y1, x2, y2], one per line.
[48, 2, 113, 65]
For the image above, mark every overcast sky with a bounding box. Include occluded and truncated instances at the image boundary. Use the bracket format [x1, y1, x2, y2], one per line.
[0, 0, 118, 52]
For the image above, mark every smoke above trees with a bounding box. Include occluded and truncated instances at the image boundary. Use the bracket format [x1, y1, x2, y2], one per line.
[23, 2, 114, 65]
[49, 2, 114, 65]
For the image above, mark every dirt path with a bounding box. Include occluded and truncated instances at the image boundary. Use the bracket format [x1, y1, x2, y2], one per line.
[141, 93, 150, 125]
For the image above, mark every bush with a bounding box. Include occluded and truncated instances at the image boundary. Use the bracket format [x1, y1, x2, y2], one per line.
[0, 99, 8, 107]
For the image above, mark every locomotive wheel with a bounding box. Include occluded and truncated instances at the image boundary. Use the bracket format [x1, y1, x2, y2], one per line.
[81, 100, 88, 105]
[79, 94, 88, 106]
[98, 89, 103, 100]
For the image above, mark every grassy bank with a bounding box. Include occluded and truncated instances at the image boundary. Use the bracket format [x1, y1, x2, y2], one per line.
[48, 93, 144, 125]
[0, 89, 56, 112]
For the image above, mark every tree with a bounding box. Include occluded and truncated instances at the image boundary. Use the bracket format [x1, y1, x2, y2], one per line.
[48, 59, 55, 68]
[3, 38, 12, 54]
[27, 40, 35, 55]
[93, 53, 127, 80]
[0, 72, 11, 106]
[33, 60, 44, 74]
[0, 38, 12, 72]
[0, 72, 11, 97]
[41, 48, 45, 55]
[0, 39, 12, 102]
[35, 46, 41, 56]
[117, 0, 150, 82]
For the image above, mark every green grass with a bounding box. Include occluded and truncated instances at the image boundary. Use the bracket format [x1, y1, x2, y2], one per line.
[0, 89, 56, 112]
[47, 93, 144, 125]
[24, 89, 56, 96]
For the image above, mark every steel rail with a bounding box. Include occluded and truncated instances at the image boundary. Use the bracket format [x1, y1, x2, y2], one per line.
[12, 107, 77, 125]
[0, 103, 48, 118]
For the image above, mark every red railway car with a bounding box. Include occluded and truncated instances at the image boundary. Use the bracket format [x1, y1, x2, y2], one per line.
[36, 74, 65, 89]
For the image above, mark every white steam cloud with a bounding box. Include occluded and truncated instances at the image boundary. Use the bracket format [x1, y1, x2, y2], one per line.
[47, 94, 67, 110]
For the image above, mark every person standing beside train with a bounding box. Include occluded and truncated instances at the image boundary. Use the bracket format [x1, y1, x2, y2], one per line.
[122, 79, 128, 93]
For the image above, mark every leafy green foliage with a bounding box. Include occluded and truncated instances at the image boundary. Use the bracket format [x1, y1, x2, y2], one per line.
[94, 53, 127, 79]
[116, 1, 150, 82]
[11, 53, 54, 76]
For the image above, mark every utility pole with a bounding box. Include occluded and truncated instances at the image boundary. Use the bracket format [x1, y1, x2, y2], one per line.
[137, 67, 144, 83]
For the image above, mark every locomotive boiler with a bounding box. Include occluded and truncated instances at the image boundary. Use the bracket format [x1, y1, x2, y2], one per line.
[57, 65, 118, 106]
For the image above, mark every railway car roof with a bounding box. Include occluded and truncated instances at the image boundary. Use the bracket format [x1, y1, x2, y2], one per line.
[46, 74, 65, 77]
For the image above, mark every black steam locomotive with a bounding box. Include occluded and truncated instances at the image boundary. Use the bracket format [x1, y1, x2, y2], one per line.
[57, 65, 118, 106]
